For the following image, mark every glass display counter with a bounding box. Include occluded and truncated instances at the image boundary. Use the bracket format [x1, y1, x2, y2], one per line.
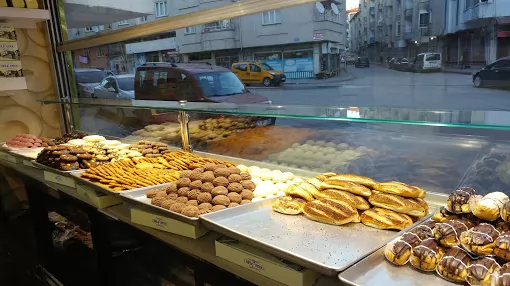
[40, 98, 510, 196]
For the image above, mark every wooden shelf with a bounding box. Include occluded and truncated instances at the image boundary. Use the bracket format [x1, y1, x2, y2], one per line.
[0, 7, 50, 29]
[0, 77, 27, 91]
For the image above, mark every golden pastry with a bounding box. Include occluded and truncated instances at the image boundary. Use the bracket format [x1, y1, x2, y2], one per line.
[315, 188, 370, 210]
[327, 174, 377, 188]
[373, 182, 425, 198]
[466, 257, 500, 286]
[320, 180, 372, 197]
[460, 223, 501, 256]
[410, 238, 445, 272]
[384, 232, 422, 266]
[360, 208, 413, 230]
[446, 187, 476, 214]
[303, 198, 360, 225]
[472, 192, 510, 221]
[432, 207, 459, 222]
[436, 247, 471, 282]
[298, 182, 321, 199]
[285, 184, 314, 202]
[272, 196, 306, 215]
[502, 201, 510, 222]
[368, 193, 427, 217]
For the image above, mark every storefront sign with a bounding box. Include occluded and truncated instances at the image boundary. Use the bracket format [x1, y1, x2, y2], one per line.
[283, 58, 314, 72]
[313, 32, 323, 40]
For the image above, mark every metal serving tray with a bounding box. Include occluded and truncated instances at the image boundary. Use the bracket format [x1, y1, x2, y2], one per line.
[338, 226, 456, 286]
[200, 198, 437, 276]
[70, 171, 131, 197]
[120, 184, 201, 226]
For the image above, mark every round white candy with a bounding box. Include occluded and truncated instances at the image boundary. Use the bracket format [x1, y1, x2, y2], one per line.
[248, 166, 261, 173]
[260, 172, 273, 181]
[274, 183, 288, 192]
[276, 191, 286, 197]
[282, 172, 295, 181]
[272, 174, 287, 183]
[251, 177, 263, 186]
[292, 178, 304, 184]
[252, 197, 264, 202]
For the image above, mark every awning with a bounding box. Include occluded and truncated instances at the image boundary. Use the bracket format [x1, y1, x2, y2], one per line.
[64, 0, 152, 29]
[497, 31, 510, 38]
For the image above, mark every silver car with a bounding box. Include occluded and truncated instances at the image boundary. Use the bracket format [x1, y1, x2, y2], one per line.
[93, 74, 135, 99]
[74, 68, 110, 98]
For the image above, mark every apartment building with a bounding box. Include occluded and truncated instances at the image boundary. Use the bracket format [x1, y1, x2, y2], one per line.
[69, 0, 346, 79]
[346, 7, 360, 51]
[348, 0, 445, 62]
[444, 0, 510, 66]
[175, 0, 346, 78]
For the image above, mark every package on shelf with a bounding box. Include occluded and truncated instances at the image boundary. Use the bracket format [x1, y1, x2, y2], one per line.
[0, 60, 23, 77]
[25, 0, 38, 8]
[0, 23, 16, 41]
[8, 0, 24, 7]
[0, 41, 19, 61]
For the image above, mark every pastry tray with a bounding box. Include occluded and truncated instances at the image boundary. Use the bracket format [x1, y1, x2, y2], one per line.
[69, 171, 167, 197]
[31, 160, 83, 176]
[338, 222, 456, 286]
[120, 184, 201, 225]
[200, 197, 441, 276]
[0, 144, 42, 160]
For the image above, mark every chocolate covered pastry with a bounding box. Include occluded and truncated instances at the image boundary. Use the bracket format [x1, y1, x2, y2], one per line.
[495, 232, 510, 261]
[447, 187, 476, 214]
[433, 219, 473, 248]
[432, 206, 459, 223]
[494, 262, 510, 286]
[466, 257, 500, 286]
[436, 247, 471, 282]
[410, 238, 445, 271]
[502, 201, 510, 222]
[460, 223, 501, 256]
[384, 232, 422, 266]
[410, 220, 437, 240]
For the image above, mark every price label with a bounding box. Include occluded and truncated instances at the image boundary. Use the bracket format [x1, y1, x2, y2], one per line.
[244, 258, 265, 272]
[130, 208, 208, 238]
[0, 151, 19, 163]
[76, 183, 121, 208]
[43, 171, 76, 188]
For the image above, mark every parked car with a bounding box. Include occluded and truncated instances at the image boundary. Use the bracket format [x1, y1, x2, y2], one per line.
[232, 61, 286, 87]
[93, 74, 135, 99]
[134, 62, 272, 124]
[354, 57, 370, 68]
[473, 57, 510, 88]
[388, 58, 403, 70]
[394, 58, 409, 71]
[412, 53, 442, 72]
[74, 68, 107, 98]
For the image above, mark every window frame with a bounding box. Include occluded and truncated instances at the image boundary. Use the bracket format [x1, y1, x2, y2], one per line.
[139, 16, 148, 23]
[395, 21, 401, 36]
[419, 12, 429, 28]
[83, 48, 89, 57]
[262, 10, 281, 25]
[185, 26, 197, 34]
[97, 47, 105, 58]
[249, 64, 262, 73]
[85, 27, 93, 32]
[155, 1, 168, 18]
[118, 20, 129, 26]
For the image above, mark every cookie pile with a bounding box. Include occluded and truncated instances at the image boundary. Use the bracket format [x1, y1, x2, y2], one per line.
[36, 145, 107, 171]
[146, 163, 255, 217]
[129, 140, 171, 158]
[53, 131, 88, 145]
[6, 134, 54, 148]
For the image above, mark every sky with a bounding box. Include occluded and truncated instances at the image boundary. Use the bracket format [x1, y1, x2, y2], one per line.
[346, 0, 359, 10]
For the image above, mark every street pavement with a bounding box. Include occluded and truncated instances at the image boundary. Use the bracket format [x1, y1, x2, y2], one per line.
[254, 65, 510, 110]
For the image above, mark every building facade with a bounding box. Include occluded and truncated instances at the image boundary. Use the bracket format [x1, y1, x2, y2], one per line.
[346, 7, 360, 51]
[444, 0, 510, 66]
[348, 0, 445, 62]
[68, 0, 347, 79]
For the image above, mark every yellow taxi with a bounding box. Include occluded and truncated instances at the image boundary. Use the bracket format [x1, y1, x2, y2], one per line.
[232, 61, 286, 86]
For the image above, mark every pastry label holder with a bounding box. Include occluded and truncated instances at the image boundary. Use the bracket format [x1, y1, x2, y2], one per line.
[44, 171, 76, 188]
[0, 151, 20, 163]
[76, 183, 122, 209]
[215, 237, 319, 286]
[130, 207, 208, 239]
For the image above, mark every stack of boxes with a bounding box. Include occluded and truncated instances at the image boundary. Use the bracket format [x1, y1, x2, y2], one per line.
[0, 23, 23, 78]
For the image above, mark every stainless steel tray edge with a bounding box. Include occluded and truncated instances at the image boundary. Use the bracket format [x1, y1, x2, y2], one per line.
[31, 160, 83, 176]
[200, 198, 436, 276]
[70, 171, 124, 197]
[119, 184, 201, 226]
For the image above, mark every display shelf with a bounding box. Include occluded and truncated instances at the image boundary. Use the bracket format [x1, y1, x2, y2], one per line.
[0, 77, 27, 91]
[0, 7, 50, 29]
[40, 98, 510, 131]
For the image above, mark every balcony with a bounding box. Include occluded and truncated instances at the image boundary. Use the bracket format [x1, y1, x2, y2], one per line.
[203, 20, 234, 33]
[125, 37, 177, 54]
[314, 9, 341, 23]
[64, 0, 152, 29]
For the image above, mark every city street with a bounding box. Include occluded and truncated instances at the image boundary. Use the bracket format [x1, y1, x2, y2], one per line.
[255, 66, 510, 110]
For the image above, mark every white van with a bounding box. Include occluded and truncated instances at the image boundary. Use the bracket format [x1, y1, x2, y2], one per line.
[413, 53, 442, 72]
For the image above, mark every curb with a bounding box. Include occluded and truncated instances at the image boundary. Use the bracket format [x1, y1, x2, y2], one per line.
[248, 74, 356, 89]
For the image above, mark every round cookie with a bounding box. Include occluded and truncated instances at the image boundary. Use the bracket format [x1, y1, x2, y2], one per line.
[227, 192, 242, 204]
[211, 205, 227, 212]
[201, 182, 214, 193]
[197, 193, 212, 203]
[60, 161, 79, 171]
[181, 206, 200, 217]
[213, 177, 230, 187]
[212, 186, 228, 196]
[212, 195, 230, 206]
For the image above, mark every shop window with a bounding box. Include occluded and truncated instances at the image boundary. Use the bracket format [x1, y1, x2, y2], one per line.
[155, 1, 167, 17]
[85, 26, 93, 32]
[118, 20, 129, 26]
[262, 10, 281, 25]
